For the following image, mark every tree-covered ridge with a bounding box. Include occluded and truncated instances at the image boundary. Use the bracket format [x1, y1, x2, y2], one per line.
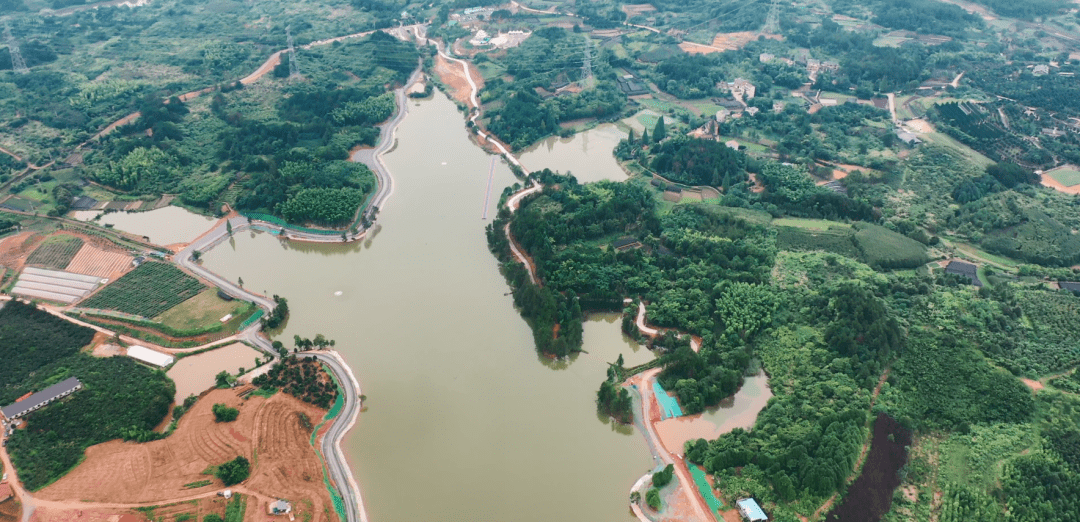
[75, 31, 411, 225]
[480, 27, 627, 150]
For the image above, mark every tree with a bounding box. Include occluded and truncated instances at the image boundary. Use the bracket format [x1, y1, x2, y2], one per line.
[653, 116, 666, 142]
[627, 128, 635, 145]
[215, 371, 231, 388]
[237, 277, 244, 288]
[215, 455, 250, 486]
[204, 515, 224, 522]
[212, 403, 239, 422]
[226, 220, 233, 236]
[652, 464, 674, 488]
[646, 488, 661, 510]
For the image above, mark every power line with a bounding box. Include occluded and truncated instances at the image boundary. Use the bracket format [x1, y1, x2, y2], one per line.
[3, 21, 29, 74]
[763, 0, 780, 34]
[286, 25, 299, 78]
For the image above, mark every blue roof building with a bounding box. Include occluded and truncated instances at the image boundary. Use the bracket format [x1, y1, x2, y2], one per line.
[737, 498, 768, 521]
[1, 377, 82, 420]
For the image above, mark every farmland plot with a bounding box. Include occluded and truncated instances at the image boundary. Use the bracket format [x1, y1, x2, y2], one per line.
[81, 262, 205, 318]
[25, 235, 84, 270]
[66, 244, 135, 279]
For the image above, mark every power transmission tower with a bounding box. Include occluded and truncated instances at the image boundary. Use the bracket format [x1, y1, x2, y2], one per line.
[580, 36, 593, 87]
[286, 25, 299, 78]
[4, 21, 29, 74]
[763, 0, 781, 35]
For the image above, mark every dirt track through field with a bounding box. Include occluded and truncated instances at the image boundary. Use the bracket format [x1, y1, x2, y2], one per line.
[37, 389, 336, 521]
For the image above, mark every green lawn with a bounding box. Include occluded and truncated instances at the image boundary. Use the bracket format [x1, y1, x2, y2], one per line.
[773, 218, 852, 231]
[154, 288, 250, 331]
[1048, 166, 1080, 187]
[921, 132, 995, 168]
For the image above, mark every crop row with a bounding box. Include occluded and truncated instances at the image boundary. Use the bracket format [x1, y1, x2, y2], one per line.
[80, 262, 204, 318]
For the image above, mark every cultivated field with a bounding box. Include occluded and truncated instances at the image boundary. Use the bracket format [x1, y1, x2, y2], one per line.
[66, 243, 134, 279]
[80, 262, 204, 318]
[38, 389, 338, 522]
[25, 235, 84, 270]
[1048, 165, 1080, 187]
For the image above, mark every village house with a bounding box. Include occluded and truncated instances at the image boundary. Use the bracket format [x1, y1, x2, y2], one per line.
[718, 78, 756, 100]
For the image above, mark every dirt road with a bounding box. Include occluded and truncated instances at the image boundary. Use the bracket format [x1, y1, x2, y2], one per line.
[628, 368, 714, 522]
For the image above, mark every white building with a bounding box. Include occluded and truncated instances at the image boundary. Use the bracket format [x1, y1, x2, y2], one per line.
[126, 345, 175, 367]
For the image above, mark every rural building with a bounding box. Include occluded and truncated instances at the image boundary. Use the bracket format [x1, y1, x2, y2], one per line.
[1033, 64, 1050, 76]
[737, 498, 768, 521]
[616, 75, 650, 96]
[945, 260, 982, 287]
[719, 78, 756, 100]
[746, 107, 760, 116]
[0, 482, 11, 503]
[268, 500, 292, 515]
[1059, 282, 1080, 295]
[126, 345, 175, 368]
[759, 52, 774, 63]
[69, 196, 99, 211]
[0, 377, 82, 420]
[612, 237, 643, 252]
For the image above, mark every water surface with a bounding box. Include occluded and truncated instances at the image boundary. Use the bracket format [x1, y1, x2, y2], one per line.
[654, 373, 772, 454]
[518, 124, 628, 183]
[74, 206, 215, 245]
[167, 342, 263, 401]
[203, 93, 651, 522]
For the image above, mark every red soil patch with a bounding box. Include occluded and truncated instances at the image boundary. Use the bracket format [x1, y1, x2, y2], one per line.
[229, 426, 250, 442]
[433, 52, 480, 107]
[1040, 167, 1080, 195]
[38, 389, 338, 522]
[1022, 378, 1044, 392]
[0, 231, 44, 271]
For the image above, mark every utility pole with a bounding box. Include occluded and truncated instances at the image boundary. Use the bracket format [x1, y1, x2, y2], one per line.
[580, 35, 593, 87]
[4, 21, 29, 74]
[763, 0, 780, 35]
[286, 25, 299, 78]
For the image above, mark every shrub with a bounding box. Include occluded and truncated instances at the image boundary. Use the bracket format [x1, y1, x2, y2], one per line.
[646, 487, 661, 510]
[215, 456, 250, 486]
[212, 403, 239, 422]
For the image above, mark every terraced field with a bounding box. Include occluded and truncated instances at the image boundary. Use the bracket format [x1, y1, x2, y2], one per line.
[80, 262, 204, 318]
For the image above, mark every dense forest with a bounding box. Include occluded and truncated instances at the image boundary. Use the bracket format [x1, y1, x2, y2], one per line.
[0, 299, 95, 401]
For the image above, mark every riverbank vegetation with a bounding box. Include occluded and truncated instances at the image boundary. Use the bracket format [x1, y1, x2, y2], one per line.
[252, 355, 339, 409]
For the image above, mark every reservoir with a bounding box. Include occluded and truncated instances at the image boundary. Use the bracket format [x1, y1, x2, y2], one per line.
[73, 206, 215, 246]
[203, 92, 651, 521]
[518, 123, 628, 183]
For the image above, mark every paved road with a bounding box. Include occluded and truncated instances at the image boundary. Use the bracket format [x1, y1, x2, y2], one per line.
[171, 224, 368, 522]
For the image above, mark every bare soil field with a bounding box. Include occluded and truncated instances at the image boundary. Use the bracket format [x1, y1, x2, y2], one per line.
[621, 3, 656, 17]
[38, 389, 338, 522]
[28, 506, 148, 522]
[434, 53, 482, 107]
[66, 243, 134, 279]
[708, 31, 783, 51]
[0, 231, 44, 271]
[0, 499, 18, 522]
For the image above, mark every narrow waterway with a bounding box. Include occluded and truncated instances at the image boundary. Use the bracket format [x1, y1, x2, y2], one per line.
[203, 92, 651, 521]
[518, 124, 628, 183]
